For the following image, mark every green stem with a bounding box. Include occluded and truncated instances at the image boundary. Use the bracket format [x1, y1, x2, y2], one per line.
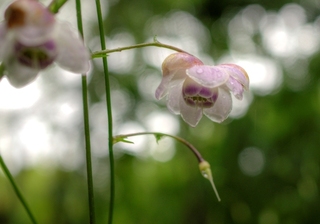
[113, 132, 221, 201]
[81, 75, 96, 224]
[91, 40, 190, 58]
[47, 0, 68, 13]
[93, 0, 115, 223]
[114, 132, 204, 162]
[75, 0, 95, 223]
[0, 63, 5, 81]
[0, 155, 38, 224]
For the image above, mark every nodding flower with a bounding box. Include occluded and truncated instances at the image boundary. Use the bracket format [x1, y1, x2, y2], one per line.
[0, 0, 90, 88]
[155, 52, 249, 127]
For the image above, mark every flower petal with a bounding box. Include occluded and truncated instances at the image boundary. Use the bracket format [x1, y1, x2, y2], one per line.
[156, 53, 203, 99]
[5, 60, 40, 88]
[186, 65, 229, 88]
[162, 53, 204, 76]
[5, 0, 55, 45]
[166, 81, 183, 114]
[225, 76, 245, 100]
[219, 64, 249, 90]
[54, 22, 90, 74]
[16, 25, 54, 46]
[155, 70, 183, 99]
[179, 95, 203, 127]
[203, 87, 232, 123]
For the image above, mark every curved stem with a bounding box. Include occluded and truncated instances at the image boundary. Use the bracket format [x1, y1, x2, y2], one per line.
[114, 132, 204, 162]
[93, 0, 115, 223]
[75, 0, 95, 223]
[0, 155, 37, 224]
[113, 132, 221, 201]
[91, 40, 190, 58]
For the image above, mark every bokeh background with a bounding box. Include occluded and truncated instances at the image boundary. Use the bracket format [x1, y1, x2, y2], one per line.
[1, 0, 320, 223]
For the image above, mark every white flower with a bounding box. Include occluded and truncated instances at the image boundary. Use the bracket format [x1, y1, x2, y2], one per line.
[0, 0, 90, 88]
[155, 52, 249, 127]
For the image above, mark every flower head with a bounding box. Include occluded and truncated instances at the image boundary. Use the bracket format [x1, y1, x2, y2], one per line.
[0, 0, 90, 88]
[155, 52, 249, 127]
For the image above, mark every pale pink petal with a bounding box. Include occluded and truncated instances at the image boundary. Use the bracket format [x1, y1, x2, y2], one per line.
[166, 81, 183, 114]
[156, 52, 203, 99]
[155, 70, 186, 99]
[5, 0, 54, 27]
[54, 22, 90, 74]
[16, 25, 54, 46]
[203, 87, 232, 123]
[219, 64, 249, 90]
[5, 0, 55, 45]
[179, 95, 203, 127]
[182, 77, 201, 96]
[5, 60, 40, 88]
[225, 76, 245, 100]
[186, 65, 229, 88]
[162, 53, 203, 75]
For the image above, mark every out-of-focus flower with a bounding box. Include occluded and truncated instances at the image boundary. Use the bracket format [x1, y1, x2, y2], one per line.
[155, 52, 249, 127]
[0, 0, 90, 88]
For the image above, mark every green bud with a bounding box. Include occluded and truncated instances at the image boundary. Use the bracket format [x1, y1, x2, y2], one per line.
[199, 160, 221, 201]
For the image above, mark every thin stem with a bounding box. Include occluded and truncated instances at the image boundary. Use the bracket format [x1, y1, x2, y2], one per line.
[93, 0, 115, 223]
[75, 0, 95, 223]
[47, 0, 68, 13]
[0, 155, 38, 224]
[113, 132, 221, 201]
[81, 75, 96, 224]
[0, 63, 5, 81]
[91, 40, 190, 58]
[114, 132, 204, 162]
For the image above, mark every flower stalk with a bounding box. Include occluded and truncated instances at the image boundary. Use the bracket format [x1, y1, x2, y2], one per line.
[91, 39, 189, 58]
[74, 0, 95, 223]
[0, 63, 5, 80]
[93, 0, 115, 223]
[113, 132, 221, 201]
[47, 0, 68, 13]
[0, 155, 38, 224]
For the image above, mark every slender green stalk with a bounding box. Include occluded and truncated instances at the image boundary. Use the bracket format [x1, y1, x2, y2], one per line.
[81, 75, 96, 224]
[47, 0, 68, 13]
[93, 0, 115, 223]
[113, 132, 221, 201]
[0, 155, 37, 224]
[91, 40, 189, 58]
[75, 0, 95, 223]
[0, 63, 5, 81]
[114, 132, 204, 162]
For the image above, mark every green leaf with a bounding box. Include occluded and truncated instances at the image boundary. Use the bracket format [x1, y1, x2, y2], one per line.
[153, 133, 164, 143]
[113, 136, 134, 144]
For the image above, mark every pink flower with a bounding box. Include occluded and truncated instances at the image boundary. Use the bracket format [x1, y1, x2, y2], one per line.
[155, 52, 249, 127]
[0, 0, 90, 88]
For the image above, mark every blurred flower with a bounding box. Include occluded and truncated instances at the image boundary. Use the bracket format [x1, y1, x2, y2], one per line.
[0, 0, 90, 88]
[155, 52, 249, 127]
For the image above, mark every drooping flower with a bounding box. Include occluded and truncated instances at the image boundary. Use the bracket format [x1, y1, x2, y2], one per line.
[155, 52, 249, 127]
[0, 0, 90, 88]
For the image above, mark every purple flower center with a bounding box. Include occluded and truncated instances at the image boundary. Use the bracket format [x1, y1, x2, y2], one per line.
[182, 81, 218, 108]
[15, 40, 57, 69]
